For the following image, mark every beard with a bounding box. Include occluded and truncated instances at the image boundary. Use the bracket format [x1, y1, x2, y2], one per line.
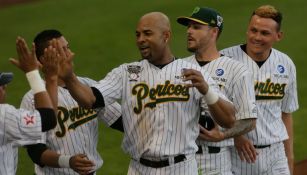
[187, 46, 196, 53]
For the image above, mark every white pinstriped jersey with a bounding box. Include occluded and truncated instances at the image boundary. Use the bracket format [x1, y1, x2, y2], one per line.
[0, 104, 44, 175]
[20, 77, 122, 175]
[93, 59, 226, 160]
[221, 45, 299, 145]
[183, 55, 257, 147]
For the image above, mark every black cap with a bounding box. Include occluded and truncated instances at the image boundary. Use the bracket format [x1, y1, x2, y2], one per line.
[177, 7, 223, 32]
[0, 72, 13, 86]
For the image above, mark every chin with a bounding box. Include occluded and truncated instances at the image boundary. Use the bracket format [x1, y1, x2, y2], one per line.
[187, 47, 196, 52]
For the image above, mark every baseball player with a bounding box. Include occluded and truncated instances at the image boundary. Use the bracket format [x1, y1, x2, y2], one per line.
[56, 12, 236, 175]
[20, 30, 122, 175]
[0, 37, 57, 175]
[177, 7, 257, 175]
[220, 5, 299, 175]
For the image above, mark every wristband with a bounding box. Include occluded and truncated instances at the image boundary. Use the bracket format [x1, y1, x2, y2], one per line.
[26, 70, 46, 94]
[58, 155, 71, 168]
[203, 87, 219, 105]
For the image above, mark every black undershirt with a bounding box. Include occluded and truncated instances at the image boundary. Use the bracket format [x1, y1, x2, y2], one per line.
[195, 54, 224, 67]
[155, 57, 177, 69]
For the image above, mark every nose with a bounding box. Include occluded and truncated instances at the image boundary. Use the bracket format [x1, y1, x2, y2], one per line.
[187, 26, 192, 34]
[254, 32, 262, 41]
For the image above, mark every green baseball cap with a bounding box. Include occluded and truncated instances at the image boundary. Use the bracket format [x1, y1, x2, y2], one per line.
[177, 7, 224, 32]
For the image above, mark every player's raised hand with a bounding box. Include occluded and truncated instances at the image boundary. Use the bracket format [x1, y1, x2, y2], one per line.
[70, 154, 95, 175]
[181, 68, 209, 95]
[52, 38, 75, 81]
[41, 41, 58, 79]
[234, 135, 258, 163]
[10, 36, 41, 73]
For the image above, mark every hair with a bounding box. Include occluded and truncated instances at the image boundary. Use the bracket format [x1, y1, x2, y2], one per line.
[34, 29, 62, 60]
[252, 5, 282, 31]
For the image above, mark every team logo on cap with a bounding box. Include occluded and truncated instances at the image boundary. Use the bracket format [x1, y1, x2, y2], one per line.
[127, 65, 143, 81]
[192, 7, 200, 15]
[217, 15, 223, 27]
[215, 69, 224, 76]
[277, 65, 285, 74]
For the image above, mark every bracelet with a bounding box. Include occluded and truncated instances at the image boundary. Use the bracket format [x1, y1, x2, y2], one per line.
[25, 70, 46, 94]
[203, 87, 219, 105]
[58, 155, 71, 168]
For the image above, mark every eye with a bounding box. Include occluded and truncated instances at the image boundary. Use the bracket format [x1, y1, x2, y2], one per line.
[144, 31, 152, 36]
[250, 28, 257, 33]
[261, 31, 270, 36]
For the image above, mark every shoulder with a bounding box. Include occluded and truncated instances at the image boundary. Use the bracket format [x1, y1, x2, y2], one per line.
[174, 59, 200, 69]
[181, 55, 195, 62]
[77, 76, 97, 86]
[217, 56, 248, 70]
[0, 104, 18, 116]
[220, 45, 242, 57]
[271, 48, 296, 67]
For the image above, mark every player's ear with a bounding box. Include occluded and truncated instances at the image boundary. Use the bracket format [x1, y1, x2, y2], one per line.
[276, 31, 283, 41]
[163, 30, 171, 43]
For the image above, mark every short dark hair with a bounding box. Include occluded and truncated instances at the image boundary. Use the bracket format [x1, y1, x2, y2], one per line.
[252, 5, 283, 31]
[34, 29, 62, 60]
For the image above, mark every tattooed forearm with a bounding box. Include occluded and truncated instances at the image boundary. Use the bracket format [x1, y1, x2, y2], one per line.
[223, 118, 256, 139]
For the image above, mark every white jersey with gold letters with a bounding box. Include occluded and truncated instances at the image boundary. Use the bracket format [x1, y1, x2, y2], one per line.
[221, 45, 298, 145]
[21, 77, 122, 175]
[183, 55, 257, 147]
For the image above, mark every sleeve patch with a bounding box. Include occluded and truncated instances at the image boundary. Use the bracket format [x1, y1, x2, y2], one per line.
[21, 111, 38, 128]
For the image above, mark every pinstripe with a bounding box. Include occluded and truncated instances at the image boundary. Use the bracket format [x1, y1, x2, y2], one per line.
[21, 77, 121, 175]
[95, 59, 221, 174]
[221, 45, 298, 175]
[1, 104, 44, 175]
[183, 55, 256, 175]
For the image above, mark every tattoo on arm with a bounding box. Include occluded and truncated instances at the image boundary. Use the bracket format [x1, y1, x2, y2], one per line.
[223, 119, 256, 139]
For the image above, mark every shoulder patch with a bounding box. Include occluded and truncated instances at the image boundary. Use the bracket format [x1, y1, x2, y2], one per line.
[21, 111, 38, 128]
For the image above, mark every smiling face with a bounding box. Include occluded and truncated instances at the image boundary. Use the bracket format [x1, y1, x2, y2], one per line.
[135, 12, 171, 65]
[246, 15, 282, 61]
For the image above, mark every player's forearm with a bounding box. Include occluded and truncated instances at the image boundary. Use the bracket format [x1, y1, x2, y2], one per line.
[208, 98, 235, 128]
[223, 118, 256, 139]
[282, 113, 294, 174]
[64, 74, 96, 108]
[40, 149, 61, 168]
[45, 75, 58, 114]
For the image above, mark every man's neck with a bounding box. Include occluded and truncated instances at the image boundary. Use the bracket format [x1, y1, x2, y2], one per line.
[150, 48, 175, 66]
[245, 45, 271, 62]
[194, 43, 220, 61]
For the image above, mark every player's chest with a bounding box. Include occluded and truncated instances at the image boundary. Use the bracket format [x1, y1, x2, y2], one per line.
[125, 66, 186, 88]
[253, 65, 290, 100]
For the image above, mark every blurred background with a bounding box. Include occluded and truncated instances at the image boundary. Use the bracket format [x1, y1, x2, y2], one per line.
[0, 0, 306, 174]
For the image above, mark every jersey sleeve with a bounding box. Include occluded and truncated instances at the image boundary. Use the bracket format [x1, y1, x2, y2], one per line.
[97, 102, 122, 126]
[232, 70, 257, 120]
[93, 65, 123, 107]
[281, 62, 299, 113]
[20, 90, 35, 111]
[3, 104, 44, 146]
